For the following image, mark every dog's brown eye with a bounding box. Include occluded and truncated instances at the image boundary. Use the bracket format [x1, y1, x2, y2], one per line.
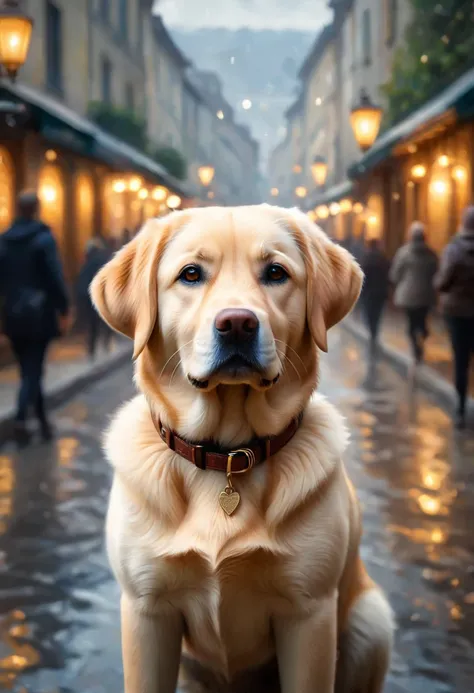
[262, 263, 289, 285]
[178, 265, 203, 285]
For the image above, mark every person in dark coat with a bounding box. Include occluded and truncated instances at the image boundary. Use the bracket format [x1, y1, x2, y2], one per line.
[435, 205, 474, 429]
[359, 239, 390, 355]
[0, 191, 70, 440]
[76, 235, 112, 359]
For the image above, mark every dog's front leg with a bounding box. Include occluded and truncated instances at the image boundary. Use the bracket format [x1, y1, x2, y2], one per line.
[273, 594, 337, 693]
[121, 594, 183, 693]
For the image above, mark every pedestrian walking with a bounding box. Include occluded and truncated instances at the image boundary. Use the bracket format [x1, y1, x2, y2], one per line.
[76, 235, 112, 360]
[434, 206, 474, 429]
[359, 238, 390, 357]
[0, 191, 70, 441]
[390, 221, 438, 370]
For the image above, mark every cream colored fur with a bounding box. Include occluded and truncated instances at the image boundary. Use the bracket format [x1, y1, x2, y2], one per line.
[92, 204, 394, 693]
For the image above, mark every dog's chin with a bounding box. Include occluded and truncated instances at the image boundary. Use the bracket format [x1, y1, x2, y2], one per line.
[187, 357, 280, 392]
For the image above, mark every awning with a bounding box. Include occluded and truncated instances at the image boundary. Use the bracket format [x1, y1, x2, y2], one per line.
[307, 179, 353, 209]
[0, 82, 194, 198]
[93, 130, 194, 198]
[349, 67, 474, 178]
[0, 82, 95, 156]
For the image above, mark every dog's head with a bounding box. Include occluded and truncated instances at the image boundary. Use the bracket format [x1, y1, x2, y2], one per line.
[91, 205, 362, 419]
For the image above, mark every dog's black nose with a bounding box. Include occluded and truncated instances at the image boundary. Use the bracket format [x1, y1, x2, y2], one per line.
[214, 309, 259, 342]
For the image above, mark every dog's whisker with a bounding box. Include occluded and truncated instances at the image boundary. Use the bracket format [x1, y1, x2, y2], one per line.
[169, 359, 183, 385]
[276, 348, 301, 381]
[274, 339, 308, 374]
[159, 340, 194, 379]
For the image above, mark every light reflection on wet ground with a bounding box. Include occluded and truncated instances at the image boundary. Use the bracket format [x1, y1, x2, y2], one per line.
[0, 329, 473, 692]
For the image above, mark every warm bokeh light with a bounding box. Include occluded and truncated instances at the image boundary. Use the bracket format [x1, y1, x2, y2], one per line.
[129, 176, 142, 192]
[242, 99, 252, 110]
[430, 179, 448, 195]
[438, 154, 450, 168]
[292, 164, 302, 174]
[167, 194, 181, 209]
[452, 165, 467, 182]
[329, 202, 340, 216]
[353, 202, 364, 215]
[152, 186, 168, 201]
[112, 179, 126, 193]
[295, 185, 307, 198]
[316, 205, 329, 219]
[340, 198, 352, 214]
[417, 494, 441, 516]
[216, 110, 224, 120]
[411, 164, 426, 179]
[138, 188, 149, 200]
[270, 187, 279, 197]
[45, 149, 57, 162]
[307, 210, 316, 222]
[40, 185, 57, 203]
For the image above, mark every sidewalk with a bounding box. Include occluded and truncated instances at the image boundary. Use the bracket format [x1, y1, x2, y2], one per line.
[343, 307, 474, 406]
[0, 335, 133, 436]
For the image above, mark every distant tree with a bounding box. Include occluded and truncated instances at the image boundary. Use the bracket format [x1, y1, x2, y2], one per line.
[381, 0, 474, 126]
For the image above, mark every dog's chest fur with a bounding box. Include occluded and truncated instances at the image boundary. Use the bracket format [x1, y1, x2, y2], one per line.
[105, 394, 351, 678]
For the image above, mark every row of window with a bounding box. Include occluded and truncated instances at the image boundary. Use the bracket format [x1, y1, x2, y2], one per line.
[362, 0, 398, 66]
[101, 56, 135, 111]
[100, 0, 131, 44]
[45, 1, 136, 111]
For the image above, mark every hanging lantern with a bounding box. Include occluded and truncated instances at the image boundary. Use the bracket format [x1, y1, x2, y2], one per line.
[350, 89, 383, 152]
[0, 0, 33, 82]
[311, 156, 328, 187]
[198, 165, 215, 187]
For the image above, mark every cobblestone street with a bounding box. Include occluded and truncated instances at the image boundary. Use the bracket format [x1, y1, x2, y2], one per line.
[0, 329, 473, 692]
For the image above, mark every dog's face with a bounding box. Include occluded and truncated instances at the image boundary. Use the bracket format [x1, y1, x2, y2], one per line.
[91, 205, 363, 396]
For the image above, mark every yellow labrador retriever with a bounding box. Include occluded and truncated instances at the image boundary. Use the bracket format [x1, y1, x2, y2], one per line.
[91, 204, 394, 693]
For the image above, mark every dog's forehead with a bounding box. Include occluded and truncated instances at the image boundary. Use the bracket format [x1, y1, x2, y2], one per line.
[167, 206, 299, 256]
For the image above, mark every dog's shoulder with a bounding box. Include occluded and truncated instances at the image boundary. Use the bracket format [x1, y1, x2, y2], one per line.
[103, 394, 156, 472]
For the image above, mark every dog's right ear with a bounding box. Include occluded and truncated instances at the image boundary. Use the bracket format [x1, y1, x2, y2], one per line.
[90, 216, 176, 360]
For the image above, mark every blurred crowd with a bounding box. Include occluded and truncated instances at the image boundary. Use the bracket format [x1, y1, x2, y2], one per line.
[353, 205, 474, 430]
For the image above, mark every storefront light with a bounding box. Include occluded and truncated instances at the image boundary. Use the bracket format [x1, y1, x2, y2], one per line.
[152, 185, 168, 201]
[353, 202, 364, 215]
[167, 194, 181, 209]
[430, 179, 448, 195]
[329, 202, 340, 216]
[411, 164, 426, 179]
[438, 154, 450, 168]
[129, 176, 142, 192]
[113, 180, 126, 193]
[340, 198, 352, 214]
[45, 149, 57, 162]
[452, 165, 467, 182]
[316, 205, 329, 220]
[40, 184, 57, 203]
[138, 188, 149, 200]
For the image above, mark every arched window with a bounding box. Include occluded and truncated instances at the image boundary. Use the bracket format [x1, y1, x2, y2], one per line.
[38, 163, 65, 257]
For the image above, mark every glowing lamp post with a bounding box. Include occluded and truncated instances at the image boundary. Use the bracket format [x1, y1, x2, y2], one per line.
[350, 89, 382, 152]
[198, 164, 215, 205]
[0, 0, 33, 82]
[311, 156, 328, 187]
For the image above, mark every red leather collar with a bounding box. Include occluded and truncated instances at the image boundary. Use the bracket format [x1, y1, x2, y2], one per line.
[151, 411, 303, 472]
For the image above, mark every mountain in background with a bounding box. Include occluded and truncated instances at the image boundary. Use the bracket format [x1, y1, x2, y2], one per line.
[171, 27, 315, 165]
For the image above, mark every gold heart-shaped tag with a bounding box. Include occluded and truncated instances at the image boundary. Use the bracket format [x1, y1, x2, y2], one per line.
[219, 488, 240, 515]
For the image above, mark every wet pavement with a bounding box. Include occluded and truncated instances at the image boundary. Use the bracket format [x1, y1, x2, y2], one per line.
[0, 329, 473, 692]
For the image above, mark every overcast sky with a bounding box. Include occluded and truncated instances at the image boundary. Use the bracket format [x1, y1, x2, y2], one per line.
[154, 0, 331, 30]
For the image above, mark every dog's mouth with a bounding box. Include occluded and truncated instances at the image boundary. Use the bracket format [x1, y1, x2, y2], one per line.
[188, 354, 280, 390]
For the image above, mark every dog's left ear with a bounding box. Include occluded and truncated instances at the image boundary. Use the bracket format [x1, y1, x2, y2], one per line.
[287, 209, 364, 352]
[90, 215, 179, 360]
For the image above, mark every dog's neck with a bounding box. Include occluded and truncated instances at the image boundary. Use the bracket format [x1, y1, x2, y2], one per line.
[138, 350, 318, 447]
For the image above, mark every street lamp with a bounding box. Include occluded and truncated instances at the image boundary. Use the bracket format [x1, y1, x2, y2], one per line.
[350, 89, 382, 152]
[0, 0, 33, 82]
[198, 164, 215, 187]
[311, 156, 328, 187]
